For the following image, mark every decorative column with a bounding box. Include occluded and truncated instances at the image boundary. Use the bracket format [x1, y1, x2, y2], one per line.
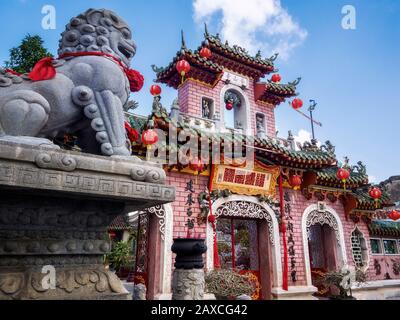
[0, 141, 175, 300]
[171, 238, 207, 300]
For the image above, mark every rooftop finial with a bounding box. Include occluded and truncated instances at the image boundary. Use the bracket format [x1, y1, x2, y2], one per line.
[204, 22, 209, 37]
[289, 77, 302, 86]
[269, 53, 279, 61]
[181, 29, 186, 49]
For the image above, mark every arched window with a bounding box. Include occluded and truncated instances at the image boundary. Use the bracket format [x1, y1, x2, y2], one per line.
[223, 89, 247, 132]
[351, 228, 369, 270]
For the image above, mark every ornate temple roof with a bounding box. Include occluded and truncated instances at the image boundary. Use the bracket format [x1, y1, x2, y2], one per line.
[154, 47, 223, 90]
[108, 214, 133, 231]
[368, 220, 400, 237]
[128, 111, 337, 170]
[201, 30, 275, 79]
[316, 165, 369, 189]
[352, 187, 393, 210]
[254, 79, 299, 105]
[153, 27, 299, 103]
[126, 110, 394, 217]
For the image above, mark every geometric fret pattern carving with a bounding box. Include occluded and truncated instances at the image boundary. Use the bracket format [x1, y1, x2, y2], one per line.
[306, 210, 340, 244]
[215, 201, 274, 245]
[0, 163, 175, 201]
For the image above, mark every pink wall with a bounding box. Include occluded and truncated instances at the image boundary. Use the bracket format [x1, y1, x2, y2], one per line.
[178, 79, 225, 119]
[164, 171, 400, 296]
[166, 171, 208, 240]
[177, 76, 276, 138]
[367, 241, 400, 281]
[170, 72, 399, 287]
[279, 188, 400, 287]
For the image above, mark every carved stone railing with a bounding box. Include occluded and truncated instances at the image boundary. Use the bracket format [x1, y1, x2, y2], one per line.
[179, 113, 217, 132]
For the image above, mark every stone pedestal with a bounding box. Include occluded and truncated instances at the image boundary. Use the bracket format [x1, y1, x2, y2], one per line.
[172, 269, 205, 300]
[171, 238, 207, 300]
[0, 141, 175, 300]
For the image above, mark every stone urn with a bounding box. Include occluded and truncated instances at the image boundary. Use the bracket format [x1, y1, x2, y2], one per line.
[171, 238, 207, 300]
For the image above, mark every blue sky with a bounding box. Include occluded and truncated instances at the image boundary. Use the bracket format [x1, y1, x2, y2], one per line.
[0, 0, 399, 182]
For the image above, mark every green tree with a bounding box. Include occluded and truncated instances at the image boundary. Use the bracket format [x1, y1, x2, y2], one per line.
[4, 34, 53, 74]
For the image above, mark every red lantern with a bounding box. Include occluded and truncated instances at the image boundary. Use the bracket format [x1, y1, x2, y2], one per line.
[289, 175, 302, 190]
[369, 187, 382, 200]
[199, 47, 212, 59]
[150, 84, 161, 96]
[176, 59, 191, 83]
[336, 168, 350, 182]
[388, 210, 400, 221]
[225, 102, 233, 111]
[271, 74, 281, 83]
[336, 168, 350, 190]
[291, 98, 303, 110]
[142, 128, 158, 161]
[124, 121, 139, 143]
[142, 129, 158, 147]
[369, 187, 382, 208]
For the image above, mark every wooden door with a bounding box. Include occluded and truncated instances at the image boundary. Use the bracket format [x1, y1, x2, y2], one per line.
[309, 224, 337, 296]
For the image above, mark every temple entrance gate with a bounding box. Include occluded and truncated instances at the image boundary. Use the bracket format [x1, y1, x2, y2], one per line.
[302, 204, 348, 295]
[210, 198, 282, 300]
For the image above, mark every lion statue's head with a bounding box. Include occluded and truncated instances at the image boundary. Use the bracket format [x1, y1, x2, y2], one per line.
[58, 8, 136, 67]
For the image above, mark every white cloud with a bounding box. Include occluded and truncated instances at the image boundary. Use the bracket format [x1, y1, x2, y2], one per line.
[193, 0, 307, 60]
[293, 129, 320, 150]
[368, 175, 377, 184]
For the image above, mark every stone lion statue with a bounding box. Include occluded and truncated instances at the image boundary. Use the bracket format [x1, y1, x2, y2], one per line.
[0, 8, 143, 156]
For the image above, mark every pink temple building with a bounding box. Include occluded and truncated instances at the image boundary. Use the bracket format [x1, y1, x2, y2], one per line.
[121, 27, 400, 300]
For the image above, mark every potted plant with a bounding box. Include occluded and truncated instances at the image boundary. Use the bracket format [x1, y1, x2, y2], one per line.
[316, 266, 366, 300]
[105, 240, 133, 278]
[205, 269, 255, 300]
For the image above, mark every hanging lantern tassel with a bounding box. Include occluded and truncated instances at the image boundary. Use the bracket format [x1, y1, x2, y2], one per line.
[181, 71, 185, 84]
[146, 145, 152, 161]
